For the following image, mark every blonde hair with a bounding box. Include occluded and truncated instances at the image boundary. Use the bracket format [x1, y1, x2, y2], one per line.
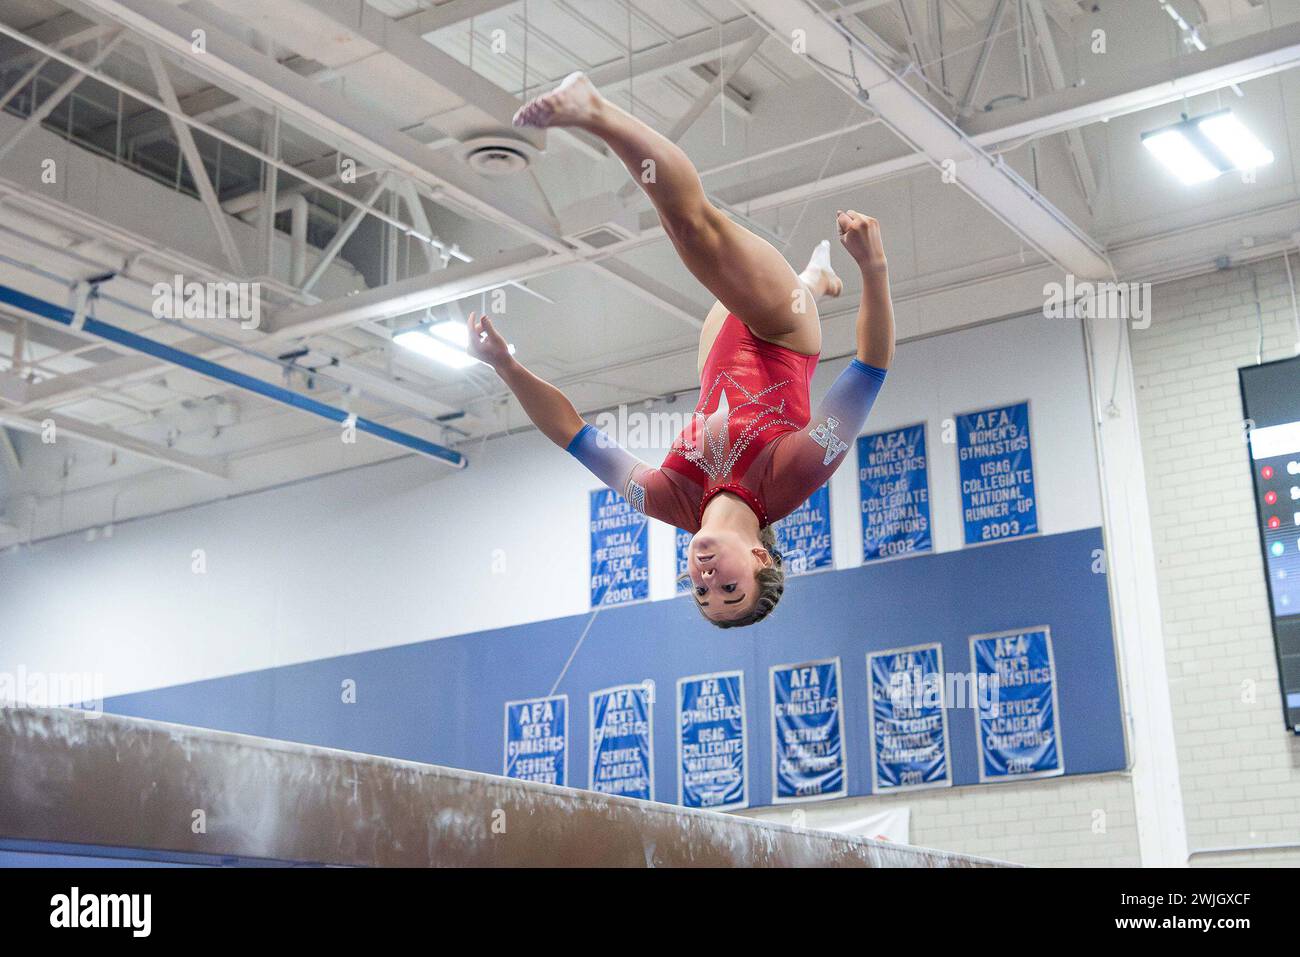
[682, 525, 785, 629]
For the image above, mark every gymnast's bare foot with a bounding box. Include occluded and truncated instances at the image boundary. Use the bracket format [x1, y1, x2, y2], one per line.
[799, 239, 843, 299]
[513, 71, 604, 130]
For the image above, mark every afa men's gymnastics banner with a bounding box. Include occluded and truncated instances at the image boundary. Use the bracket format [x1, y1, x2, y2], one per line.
[772, 485, 832, 575]
[970, 627, 1064, 782]
[858, 424, 932, 562]
[589, 488, 649, 607]
[867, 645, 951, 792]
[590, 683, 655, 800]
[675, 527, 692, 594]
[503, 694, 568, 786]
[770, 659, 847, 802]
[956, 402, 1038, 546]
[677, 672, 747, 810]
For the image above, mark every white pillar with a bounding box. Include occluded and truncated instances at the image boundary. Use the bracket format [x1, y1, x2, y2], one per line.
[1083, 307, 1189, 866]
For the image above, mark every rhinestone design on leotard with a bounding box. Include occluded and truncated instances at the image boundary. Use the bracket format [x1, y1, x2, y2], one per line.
[675, 370, 799, 481]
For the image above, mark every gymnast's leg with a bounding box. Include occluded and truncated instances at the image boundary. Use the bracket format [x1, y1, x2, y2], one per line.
[516, 72, 823, 356]
[695, 244, 843, 377]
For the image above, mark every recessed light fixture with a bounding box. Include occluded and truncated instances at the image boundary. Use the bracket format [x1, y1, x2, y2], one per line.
[394, 319, 513, 370]
[1141, 109, 1274, 185]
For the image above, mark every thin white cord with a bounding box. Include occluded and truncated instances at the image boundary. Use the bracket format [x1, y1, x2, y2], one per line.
[1284, 248, 1300, 354]
[547, 515, 650, 696]
[780, 98, 859, 252]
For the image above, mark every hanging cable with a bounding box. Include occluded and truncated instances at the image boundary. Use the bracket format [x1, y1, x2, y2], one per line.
[1284, 248, 1300, 354]
[1251, 269, 1264, 365]
[548, 516, 649, 696]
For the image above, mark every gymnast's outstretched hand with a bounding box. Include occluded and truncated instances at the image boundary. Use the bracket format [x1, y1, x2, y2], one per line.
[837, 209, 888, 275]
[469, 311, 587, 449]
[466, 311, 512, 369]
[836, 211, 895, 369]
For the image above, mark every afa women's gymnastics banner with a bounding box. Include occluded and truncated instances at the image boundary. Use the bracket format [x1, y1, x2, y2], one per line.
[955, 402, 1039, 546]
[772, 485, 832, 575]
[867, 645, 951, 792]
[970, 627, 1064, 782]
[858, 424, 932, 562]
[589, 683, 655, 800]
[503, 694, 568, 787]
[589, 488, 649, 607]
[770, 658, 847, 802]
[675, 527, 692, 594]
[677, 671, 747, 810]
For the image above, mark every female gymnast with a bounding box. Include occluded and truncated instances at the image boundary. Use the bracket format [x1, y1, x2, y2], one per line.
[467, 72, 896, 628]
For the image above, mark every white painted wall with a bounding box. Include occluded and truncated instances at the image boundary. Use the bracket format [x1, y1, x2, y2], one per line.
[0, 310, 1104, 699]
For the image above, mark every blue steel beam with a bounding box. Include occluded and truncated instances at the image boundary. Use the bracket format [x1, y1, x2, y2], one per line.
[0, 284, 467, 468]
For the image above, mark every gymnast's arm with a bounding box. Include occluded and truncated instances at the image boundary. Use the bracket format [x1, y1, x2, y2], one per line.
[468, 311, 586, 448]
[762, 215, 896, 515]
[801, 210, 896, 452]
[467, 311, 649, 500]
[838, 209, 895, 368]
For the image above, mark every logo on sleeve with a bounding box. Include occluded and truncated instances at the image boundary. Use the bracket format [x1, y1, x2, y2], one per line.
[626, 480, 647, 514]
[809, 416, 848, 466]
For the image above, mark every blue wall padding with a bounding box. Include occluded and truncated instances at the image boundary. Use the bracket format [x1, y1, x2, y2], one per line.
[105, 527, 1126, 807]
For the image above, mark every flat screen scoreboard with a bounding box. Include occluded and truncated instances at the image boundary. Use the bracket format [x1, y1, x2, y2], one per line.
[1241, 355, 1300, 732]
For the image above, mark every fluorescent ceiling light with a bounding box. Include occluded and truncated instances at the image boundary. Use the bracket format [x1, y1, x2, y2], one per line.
[1197, 112, 1275, 171]
[1142, 129, 1220, 185]
[1142, 110, 1274, 185]
[430, 319, 515, 356]
[394, 328, 478, 370]
[394, 319, 514, 371]
[429, 320, 471, 349]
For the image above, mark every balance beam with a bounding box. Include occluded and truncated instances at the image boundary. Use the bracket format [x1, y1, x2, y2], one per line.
[0, 707, 1010, 867]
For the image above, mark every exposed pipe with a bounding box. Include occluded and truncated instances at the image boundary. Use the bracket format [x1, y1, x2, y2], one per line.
[0, 284, 466, 469]
[288, 194, 309, 288]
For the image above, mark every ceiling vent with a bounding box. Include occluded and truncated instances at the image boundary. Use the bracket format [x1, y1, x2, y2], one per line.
[569, 223, 637, 249]
[460, 135, 535, 177]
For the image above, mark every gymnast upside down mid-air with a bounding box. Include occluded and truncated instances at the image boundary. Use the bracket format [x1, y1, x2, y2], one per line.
[466, 72, 896, 628]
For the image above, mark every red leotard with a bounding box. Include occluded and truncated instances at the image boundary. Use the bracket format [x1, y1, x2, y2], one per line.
[566, 313, 886, 534]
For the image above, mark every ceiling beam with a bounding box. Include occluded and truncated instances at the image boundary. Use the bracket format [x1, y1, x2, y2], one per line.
[395, 0, 519, 36]
[143, 44, 246, 274]
[740, 11, 1300, 212]
[1023, 0, 1098, 208]
[70, 0, 566, 250]
[0, 407, 229, 478]
[963, 16, 1300, 146]
[261, 11, 1300, 336]
[0, 426, 20, 476]
[731, 0, 1112, 279]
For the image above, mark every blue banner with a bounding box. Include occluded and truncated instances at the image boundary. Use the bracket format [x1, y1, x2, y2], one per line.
[677, 671, 747, 810]
[772, 485, 832, 575]
[675, 527, 692, 594]
[589, 488, 649, 607]
[971, 627, 1064, 781]
[858, 424, 932, 562]
[771, 659, 846, 802]
[503, 695, 568, 786]
[589, 683, 655, 800]
[867, 646, 951, 792]
[956, 402, 1038, 545]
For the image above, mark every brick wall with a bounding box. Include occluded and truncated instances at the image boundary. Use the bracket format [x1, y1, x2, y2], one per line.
[742, 773, 1141, 866]
[1130, 255, 1300, 867]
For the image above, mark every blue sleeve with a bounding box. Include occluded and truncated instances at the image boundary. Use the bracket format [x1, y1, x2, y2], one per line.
[566, 424, 650, 512]
[806, 360, 887, 468]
